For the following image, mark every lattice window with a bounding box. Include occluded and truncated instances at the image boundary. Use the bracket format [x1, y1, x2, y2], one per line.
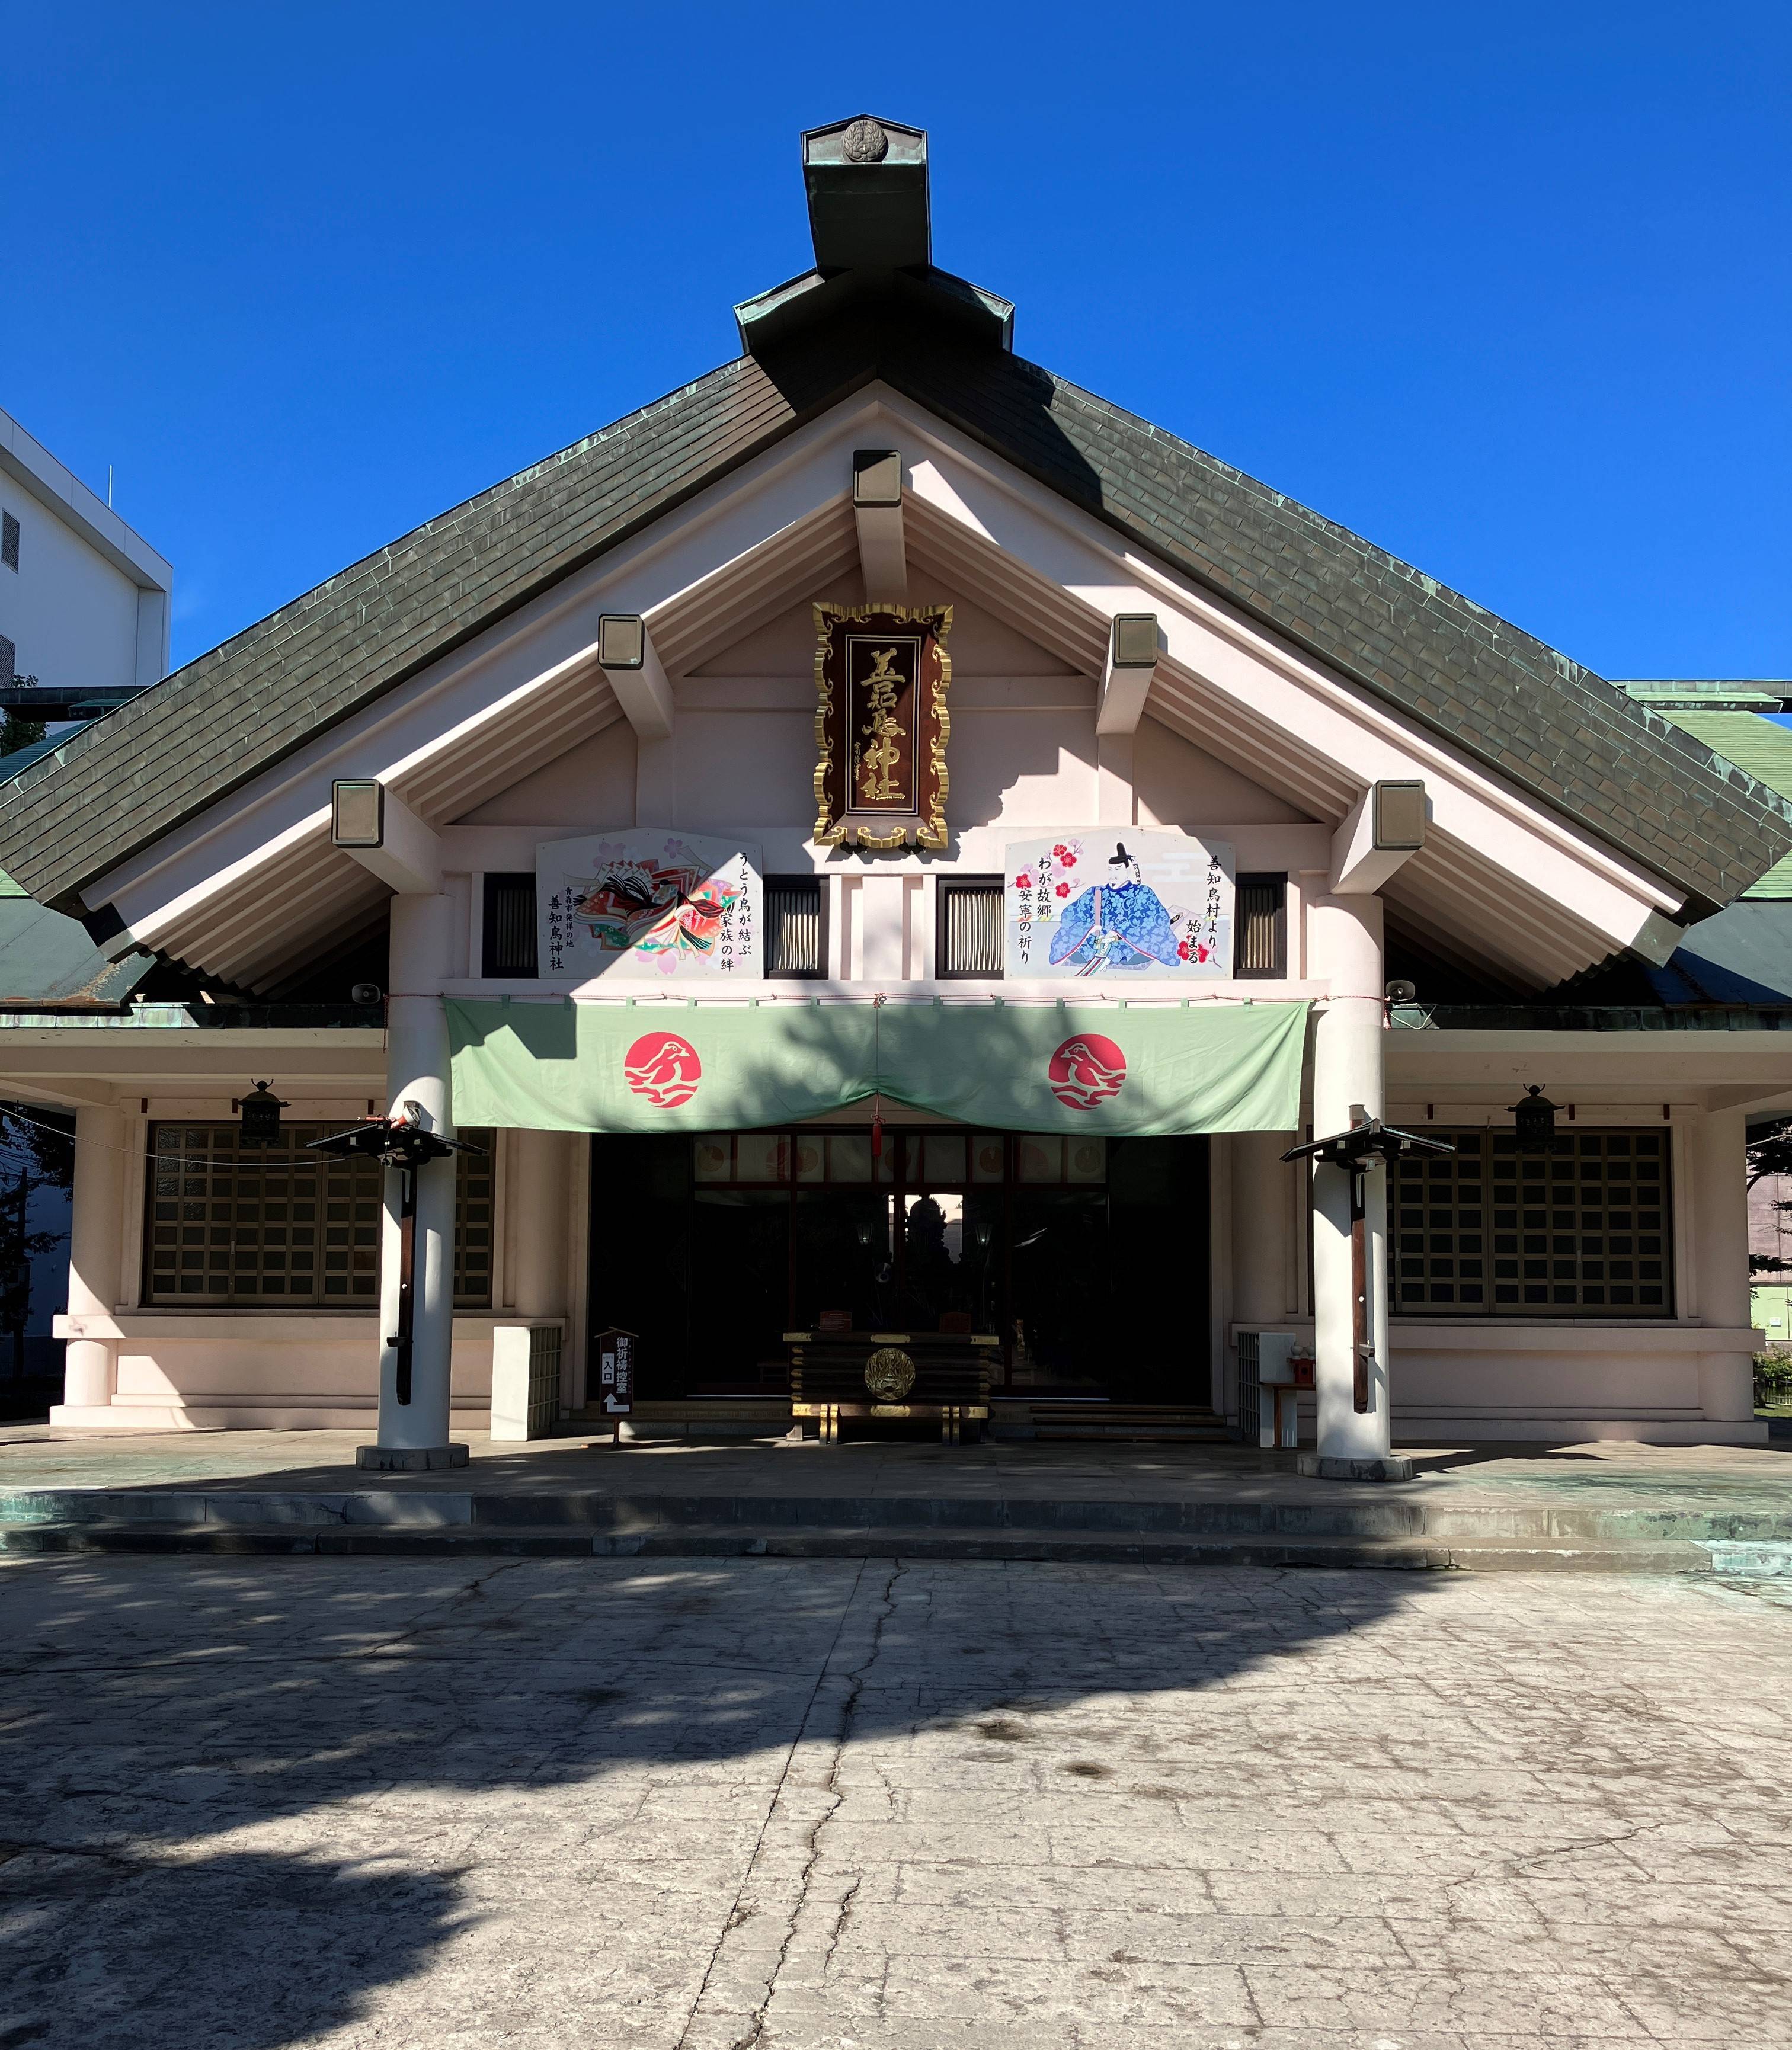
[453, 1133, 494, 1307]
[1393, 1129, 1671, 1316]
[146, 1123, 380, 1305]
[148, 1121, 496, 1308]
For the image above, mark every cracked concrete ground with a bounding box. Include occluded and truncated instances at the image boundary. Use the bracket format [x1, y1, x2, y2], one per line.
[1, 1556, 1788, 2048]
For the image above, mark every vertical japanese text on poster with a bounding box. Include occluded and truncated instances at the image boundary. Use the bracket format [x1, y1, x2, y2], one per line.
[1004, 830, 1234, 977]
[537, 831, 763, 980]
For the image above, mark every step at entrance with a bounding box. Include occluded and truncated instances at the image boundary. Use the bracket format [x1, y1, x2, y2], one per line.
[994, 1401, 1233, 1443]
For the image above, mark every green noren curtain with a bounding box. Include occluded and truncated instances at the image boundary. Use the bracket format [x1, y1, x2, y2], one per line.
[447, 999, 1309, 1137]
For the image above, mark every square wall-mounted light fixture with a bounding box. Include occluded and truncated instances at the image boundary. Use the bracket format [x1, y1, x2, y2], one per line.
[1110, 614, 1159, 669]
[1372, 779, 1427, 853]
[597, 614, 646, 670]
[853, 449, 902, 507]
[331, 779, 385, 848]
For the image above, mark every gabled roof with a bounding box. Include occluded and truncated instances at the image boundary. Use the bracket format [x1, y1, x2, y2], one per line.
[2, 319, 1787, 923]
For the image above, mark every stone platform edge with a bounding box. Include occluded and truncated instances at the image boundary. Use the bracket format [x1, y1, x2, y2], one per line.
[5, 1486, 1792, 1548]
[4, 1518, 1790, 1575]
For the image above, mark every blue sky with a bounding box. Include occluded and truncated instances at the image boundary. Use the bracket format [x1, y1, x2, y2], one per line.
[5, 2, 1787, 680]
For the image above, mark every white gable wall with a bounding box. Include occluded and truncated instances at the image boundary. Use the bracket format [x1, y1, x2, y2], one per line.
[460, 718, 638, 829]
[457, 577, 1310, 848]
[79, 383, 1688, 992]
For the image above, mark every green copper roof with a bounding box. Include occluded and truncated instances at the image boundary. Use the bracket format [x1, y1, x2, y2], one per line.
[0, 886, 155, 1005]
[1662, 712, 1792, 898]
[1621, 680, 1790, 710]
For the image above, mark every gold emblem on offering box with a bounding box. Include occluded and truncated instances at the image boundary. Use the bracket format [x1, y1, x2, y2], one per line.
[863, 1347, 917, 1399]
[813, 603, 951, 850]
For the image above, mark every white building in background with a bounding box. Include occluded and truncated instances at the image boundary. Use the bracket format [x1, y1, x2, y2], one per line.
[0, 406, 172, 694]
[0, 408, 172, 1389]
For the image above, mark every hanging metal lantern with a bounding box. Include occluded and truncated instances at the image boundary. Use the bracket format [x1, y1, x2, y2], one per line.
[1510, 1085, 1559, 1154]
[235, 1081, 289, 1148]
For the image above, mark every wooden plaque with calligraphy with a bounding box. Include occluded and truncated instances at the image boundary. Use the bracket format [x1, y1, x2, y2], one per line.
[812, 603, 952, 849]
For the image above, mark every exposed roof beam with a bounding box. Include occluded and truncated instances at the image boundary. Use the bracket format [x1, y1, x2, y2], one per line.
[330, 781, 440, 895]
[1330, 781, 1426, 895]
[1628, 910, 1688, 966]
[596, 614, 674, 742]
[1095, 613, 1160, 736]
[852, 449, 907, 603]
[0, 1077, 116, 1110]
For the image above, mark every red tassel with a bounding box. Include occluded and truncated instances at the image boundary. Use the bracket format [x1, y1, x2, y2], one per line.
[871, 1112, 884, 1159]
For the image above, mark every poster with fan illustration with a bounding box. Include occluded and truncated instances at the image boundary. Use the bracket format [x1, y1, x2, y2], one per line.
[538, 831, 761, 979]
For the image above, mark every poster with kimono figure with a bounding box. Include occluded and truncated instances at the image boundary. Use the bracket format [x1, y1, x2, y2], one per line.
[537, 830, 761, 979]
[1004, 831, 1234, 978]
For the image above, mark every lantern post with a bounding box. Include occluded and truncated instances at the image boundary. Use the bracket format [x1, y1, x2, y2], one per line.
[306, 1109, 485, 1413]
[1282, 1114, 1454, 1471]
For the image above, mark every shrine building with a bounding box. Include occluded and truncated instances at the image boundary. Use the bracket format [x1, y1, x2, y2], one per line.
[3, 116, 1788, 1468]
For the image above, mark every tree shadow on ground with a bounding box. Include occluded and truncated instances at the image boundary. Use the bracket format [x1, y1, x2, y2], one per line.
[0, 1552, 1433, 2048]
[0, 1845, 462, 2050]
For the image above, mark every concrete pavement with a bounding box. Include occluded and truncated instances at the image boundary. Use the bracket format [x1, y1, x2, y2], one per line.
[1, 1551, 1790, 2046]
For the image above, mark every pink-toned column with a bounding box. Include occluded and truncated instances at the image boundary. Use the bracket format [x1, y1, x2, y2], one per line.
[364, 891, 462, 1468]
[1692, 1107, 1754, 1422]
[1307, 893, 1401, 1472]
[62, 1104, 125, 1413]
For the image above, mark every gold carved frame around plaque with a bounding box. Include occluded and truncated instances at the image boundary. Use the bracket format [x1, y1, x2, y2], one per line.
[812, 602, 952, 850]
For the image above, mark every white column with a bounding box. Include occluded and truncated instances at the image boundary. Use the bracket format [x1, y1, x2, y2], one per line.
[1231, 1132, 1291, 1325]
[1308, 893, 1393, 1465]
[1692, 1107, 1754, 1421]
[860, 872, 907, 982]
[1097, 734, 1135, 827]
[490, 1127, 572, 1442]
[62, 1104, 124, 1412]
[510, 1128, 569, 1318]
[369, 892, 461, 1463]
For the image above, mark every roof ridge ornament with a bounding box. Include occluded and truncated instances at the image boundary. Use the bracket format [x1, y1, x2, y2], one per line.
[733, 116, 1014, 356]
[841, 116, 889, 164]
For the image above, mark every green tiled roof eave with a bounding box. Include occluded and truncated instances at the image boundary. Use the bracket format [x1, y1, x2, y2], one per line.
[0, 322, 1787, 923]
[1656, 713, 1792, 900]
[1743, 853, 1792, 902]
[1657, 711, 1792, 797]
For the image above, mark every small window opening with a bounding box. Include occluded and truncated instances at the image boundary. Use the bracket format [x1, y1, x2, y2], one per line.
[1235, 872, 1287, 979]
[765, 876, 827, 978]
[481, 872, 538, 978]
[937, 876, 1005, 979]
